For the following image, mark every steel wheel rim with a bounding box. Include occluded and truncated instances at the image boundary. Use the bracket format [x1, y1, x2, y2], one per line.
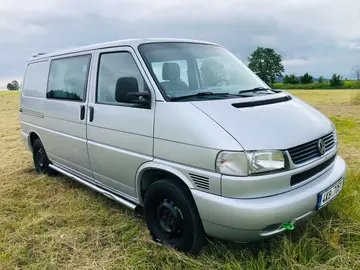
[155, 198, 184, 239]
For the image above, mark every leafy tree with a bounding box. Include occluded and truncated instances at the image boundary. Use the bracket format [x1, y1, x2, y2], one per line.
[318, 76, 324, 83]
[283, 74, 299, 84]
[248, 47, 284, 85]
[299, 72, 313, 84]
[283, 75, 290, 84]
[7, 83, 15, 90]
[329, 73, 343, 87]
[11, 80, 19, 90]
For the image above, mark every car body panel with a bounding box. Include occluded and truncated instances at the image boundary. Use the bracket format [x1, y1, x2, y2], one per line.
[19, 38, 347, 246]
[191, 93, 334, 151]
[193, 156, 346, 241]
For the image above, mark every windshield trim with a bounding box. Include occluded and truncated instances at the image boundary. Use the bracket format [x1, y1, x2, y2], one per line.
[138, 42, 224, 102]
[168, 92, 244, 102]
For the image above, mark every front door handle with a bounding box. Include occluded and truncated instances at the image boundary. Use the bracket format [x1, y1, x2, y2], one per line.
[89, 106, 94, 122]
[80, 105, 85, 120]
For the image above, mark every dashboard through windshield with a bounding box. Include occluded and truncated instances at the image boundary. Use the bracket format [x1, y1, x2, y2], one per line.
[138, 42, 272, 101]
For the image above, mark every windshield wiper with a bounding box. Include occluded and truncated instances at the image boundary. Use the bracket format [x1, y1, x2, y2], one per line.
[169, 92, 234, 101]
[238, 87, 272, 94]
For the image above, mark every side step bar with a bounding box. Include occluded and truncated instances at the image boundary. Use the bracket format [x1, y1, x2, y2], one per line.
[49, 164, 137, 210]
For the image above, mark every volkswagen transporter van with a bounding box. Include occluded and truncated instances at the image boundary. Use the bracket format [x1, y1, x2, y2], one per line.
[20, 38, 346, 254]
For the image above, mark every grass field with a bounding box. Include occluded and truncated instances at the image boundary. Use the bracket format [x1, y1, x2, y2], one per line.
[0, 90, 359, 269]
[274, 81, 360, 90]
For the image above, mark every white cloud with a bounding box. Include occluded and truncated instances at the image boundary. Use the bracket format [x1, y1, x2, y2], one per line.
[282, 58, 333, 67]
[283, 59, 311, 67]
[0, 0, 360, 80]
[341, 42, 360, 50]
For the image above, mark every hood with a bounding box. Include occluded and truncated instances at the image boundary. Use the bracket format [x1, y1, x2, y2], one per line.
[191, 92, 334, 151]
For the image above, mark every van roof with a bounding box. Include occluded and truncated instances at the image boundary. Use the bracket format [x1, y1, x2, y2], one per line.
[28, 38, 219, 62]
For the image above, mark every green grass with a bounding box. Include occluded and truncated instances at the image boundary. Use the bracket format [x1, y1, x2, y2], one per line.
[274, 81, 360, 90]
[0, 90, 20, 96]
[1, 91, 360, 269]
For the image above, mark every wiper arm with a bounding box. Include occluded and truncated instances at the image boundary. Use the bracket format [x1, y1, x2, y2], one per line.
[169, 92, 232, 101]
[238, 87, 272, 94]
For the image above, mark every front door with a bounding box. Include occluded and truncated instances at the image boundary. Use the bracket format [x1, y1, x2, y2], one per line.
[86, 47, 155, 198]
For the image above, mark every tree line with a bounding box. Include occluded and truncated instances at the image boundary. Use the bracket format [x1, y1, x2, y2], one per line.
[282, 73, 344, 87]
[247, 47, 360, 88]
[5, 48, 360, 90]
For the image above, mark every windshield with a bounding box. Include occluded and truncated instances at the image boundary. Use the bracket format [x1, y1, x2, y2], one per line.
[138, 42, 271, 101]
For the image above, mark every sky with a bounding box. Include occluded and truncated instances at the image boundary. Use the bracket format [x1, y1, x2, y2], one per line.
[1, 0, 360, 88]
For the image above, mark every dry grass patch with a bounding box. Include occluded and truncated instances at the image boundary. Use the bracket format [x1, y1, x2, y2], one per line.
[350, 90, 360, 105]
[0, 91, 360, 269]
[288, 90, 355, 105]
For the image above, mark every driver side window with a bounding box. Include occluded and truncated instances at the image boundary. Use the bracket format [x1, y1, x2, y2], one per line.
[97, 52, 149, 105]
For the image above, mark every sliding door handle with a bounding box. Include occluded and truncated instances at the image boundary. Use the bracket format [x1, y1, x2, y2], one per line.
[80, 105, 85, 120]
[89, 106, 94, 122]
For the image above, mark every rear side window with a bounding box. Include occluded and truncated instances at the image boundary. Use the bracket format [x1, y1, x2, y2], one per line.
[22, 61, 49, 98]
[47, 55, 91, 101]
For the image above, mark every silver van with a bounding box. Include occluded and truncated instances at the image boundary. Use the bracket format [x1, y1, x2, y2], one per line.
[20, 38, 346, 254]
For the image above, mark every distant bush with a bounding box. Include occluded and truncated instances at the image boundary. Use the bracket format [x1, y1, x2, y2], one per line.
[273, 80, 360, 90]
[351, 82, 360, 89]
[329, 73, 343, 87]
[299, 72, 313, 84]
[283, 74, 299, 84]
[6, 80, 19, 91]
[7, 83, 15, 90]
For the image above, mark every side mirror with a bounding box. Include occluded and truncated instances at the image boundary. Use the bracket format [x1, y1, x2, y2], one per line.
[115, 77, 150, 106]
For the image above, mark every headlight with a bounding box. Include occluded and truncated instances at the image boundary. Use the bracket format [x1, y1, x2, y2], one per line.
[215, 150, 286, 176]
[215, 151, 248, 176]
[246, 150, 285, 174]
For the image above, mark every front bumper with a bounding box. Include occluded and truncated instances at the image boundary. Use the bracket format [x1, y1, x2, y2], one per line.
[191, 155, 347, 243]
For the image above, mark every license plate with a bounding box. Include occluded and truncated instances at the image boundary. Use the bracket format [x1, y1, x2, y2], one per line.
[317, 178, 344, 209]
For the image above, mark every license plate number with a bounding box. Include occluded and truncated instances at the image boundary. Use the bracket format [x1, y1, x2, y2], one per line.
[317, 178, 344, 209]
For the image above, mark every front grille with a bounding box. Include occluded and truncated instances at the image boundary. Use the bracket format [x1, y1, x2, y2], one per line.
[290, 155, 336, 186]
[288, 131, 336, 164]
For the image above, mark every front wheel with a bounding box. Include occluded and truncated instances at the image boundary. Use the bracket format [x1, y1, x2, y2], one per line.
[144, 178, 205, 255]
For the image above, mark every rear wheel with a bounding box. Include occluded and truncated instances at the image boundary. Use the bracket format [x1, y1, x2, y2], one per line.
[32, 138, 57, 176]
[144, 178, 205, 255]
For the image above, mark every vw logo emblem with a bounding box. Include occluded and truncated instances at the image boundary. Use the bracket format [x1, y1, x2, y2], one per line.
[318, 139, 326, 155]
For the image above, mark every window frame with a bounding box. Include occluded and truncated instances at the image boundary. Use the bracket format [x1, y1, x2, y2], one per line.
[95, 50, 151, 109]
[46, 54, 92, 103]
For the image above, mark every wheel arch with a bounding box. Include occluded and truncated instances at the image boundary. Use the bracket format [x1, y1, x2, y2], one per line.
[135, 161, 196, 205]
[29, 131, 41, 152]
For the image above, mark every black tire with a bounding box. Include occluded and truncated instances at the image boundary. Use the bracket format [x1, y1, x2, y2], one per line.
[144, 178, 205, 255]
[32, 138, 57, 176]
